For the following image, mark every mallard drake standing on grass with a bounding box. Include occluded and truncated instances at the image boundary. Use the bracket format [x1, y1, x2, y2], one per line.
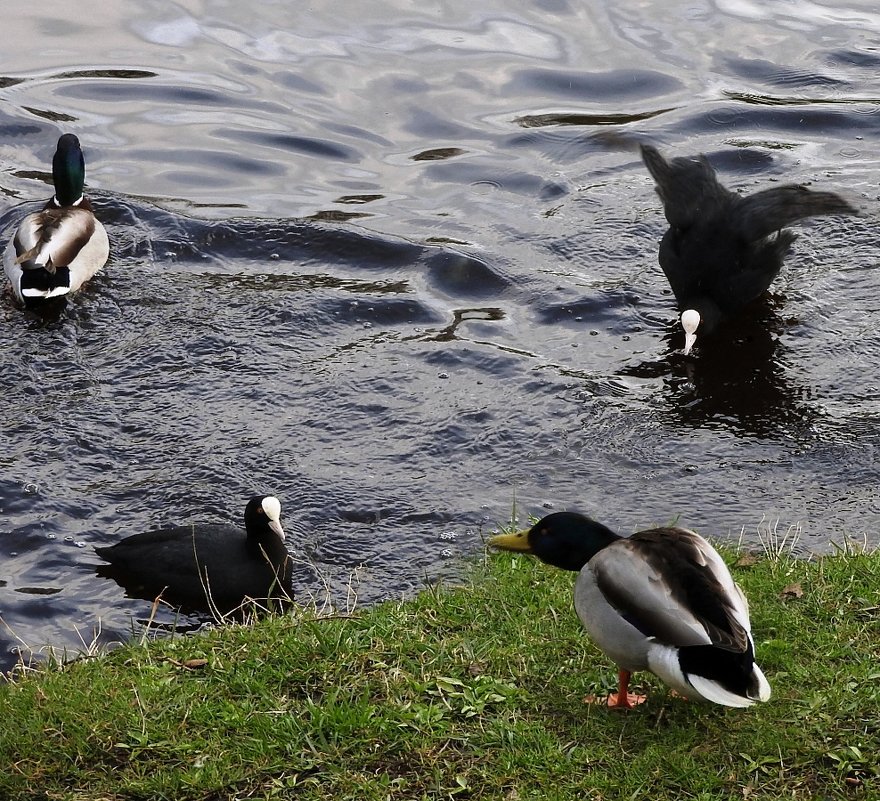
[491, 512, 771, 709]
[4, 134, 109, 306]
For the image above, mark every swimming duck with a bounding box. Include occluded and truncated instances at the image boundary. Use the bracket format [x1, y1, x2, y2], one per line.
[641, 144, 856, 355]
[95, 495, 292, 613]
[4, 134, 109, 305]
[490, 512, 771, 709]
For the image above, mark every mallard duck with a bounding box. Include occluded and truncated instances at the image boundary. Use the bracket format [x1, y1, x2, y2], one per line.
[490, 512, 771, 709]
[4, 134, 109, 305]
[95, 495, 292, 613]
[641, 144, 856, 355]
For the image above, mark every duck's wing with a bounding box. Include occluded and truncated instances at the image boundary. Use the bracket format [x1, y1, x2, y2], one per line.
[736, 184, 857, 242]
[640, 144, 732, 230]
[95, 524, 238, 573]
[590, 527, 751, 652]
[13, 208, 98, 269]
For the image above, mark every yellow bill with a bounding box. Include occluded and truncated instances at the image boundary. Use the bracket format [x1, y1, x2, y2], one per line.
[488, 529, 533, 553]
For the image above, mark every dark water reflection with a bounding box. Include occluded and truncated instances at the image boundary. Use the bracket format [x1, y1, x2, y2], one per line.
[1, 0, 879, 669]
[621, 301, 820, 440]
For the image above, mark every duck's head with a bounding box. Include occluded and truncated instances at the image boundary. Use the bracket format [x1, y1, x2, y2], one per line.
[489, 512, 620, 572]
[52, 134, 86, 207]
[681, 309, 701, 356]
[245, 495, 285, 540]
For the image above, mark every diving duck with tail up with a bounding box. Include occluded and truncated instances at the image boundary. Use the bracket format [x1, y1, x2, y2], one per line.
[640, 144, 856, 355]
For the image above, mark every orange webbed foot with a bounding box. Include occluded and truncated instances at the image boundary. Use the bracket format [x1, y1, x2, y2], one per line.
[584, 670, 648, 709]
[606, 691, 648, 709]
[582, 692, 648, 709]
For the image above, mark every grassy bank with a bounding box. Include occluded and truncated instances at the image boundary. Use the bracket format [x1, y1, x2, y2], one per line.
[1, 542, 878, 800]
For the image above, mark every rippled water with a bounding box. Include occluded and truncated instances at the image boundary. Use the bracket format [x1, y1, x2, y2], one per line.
[1, 0, 879, 670]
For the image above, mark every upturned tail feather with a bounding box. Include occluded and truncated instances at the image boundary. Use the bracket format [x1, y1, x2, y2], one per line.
[738, 186, 857, 241]
[641, 143, 857, 238]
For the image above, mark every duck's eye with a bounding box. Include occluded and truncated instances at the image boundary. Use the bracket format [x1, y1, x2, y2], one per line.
[257, 507, 265, 515]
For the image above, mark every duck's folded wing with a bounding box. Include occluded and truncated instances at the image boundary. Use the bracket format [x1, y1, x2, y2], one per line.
[591, 528, 751, 652]
[13, 209, 97, 268]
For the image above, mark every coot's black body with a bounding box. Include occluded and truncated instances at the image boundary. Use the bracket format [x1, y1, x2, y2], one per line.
[96, 495, 291, 613]
[640, 144, 856, 351]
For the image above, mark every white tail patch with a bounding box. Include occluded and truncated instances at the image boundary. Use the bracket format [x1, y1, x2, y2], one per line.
[647, 643, 694, 698]
[751, 663, 772, 702]
[648, 642, 770, 708]
[21, 285, 70, 299]
[685, 674, 756, 708]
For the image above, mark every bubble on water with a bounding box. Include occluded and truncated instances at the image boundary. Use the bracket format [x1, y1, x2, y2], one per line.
[470, 180, 501, 195]
[707, 106, 738, 126]
[23, 483, 39, 495]
[440, 547, 454, 558]
[46, 534, 56, 540]
[439, 530, 458, 541]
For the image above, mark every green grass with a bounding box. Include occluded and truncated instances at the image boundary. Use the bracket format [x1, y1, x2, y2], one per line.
[1, 544, 878, 800]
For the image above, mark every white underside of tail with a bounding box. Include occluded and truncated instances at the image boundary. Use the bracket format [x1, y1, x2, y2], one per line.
[21, 285, 70, 298]
[647, 642, 771, 708]
[686, 674, 757, 708]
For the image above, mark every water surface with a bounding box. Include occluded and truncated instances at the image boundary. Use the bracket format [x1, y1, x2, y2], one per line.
[1, 0, 879, 669]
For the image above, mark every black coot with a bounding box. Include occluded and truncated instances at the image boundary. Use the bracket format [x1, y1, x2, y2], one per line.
[96, 495, 292, 612]
[641, 144, 857, 355]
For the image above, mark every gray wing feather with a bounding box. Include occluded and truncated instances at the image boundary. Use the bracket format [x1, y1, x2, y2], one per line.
[592, 528, 751, 651]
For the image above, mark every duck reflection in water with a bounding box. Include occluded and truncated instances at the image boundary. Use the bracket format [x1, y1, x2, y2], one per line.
[623, 297, 818, 439]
